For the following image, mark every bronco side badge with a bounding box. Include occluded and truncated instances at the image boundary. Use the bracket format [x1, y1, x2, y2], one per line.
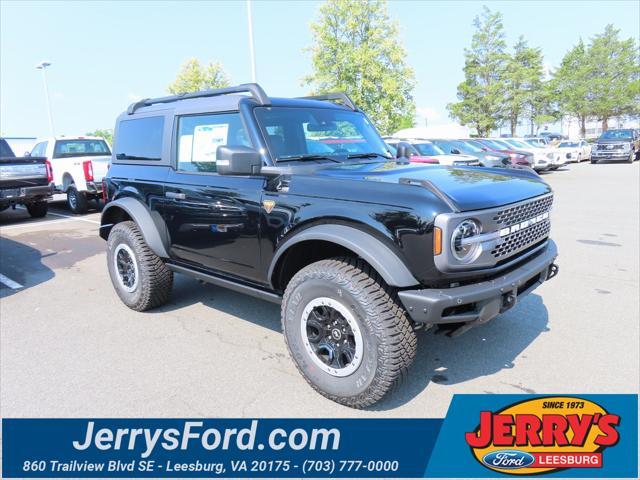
[262, 200, 276, 214]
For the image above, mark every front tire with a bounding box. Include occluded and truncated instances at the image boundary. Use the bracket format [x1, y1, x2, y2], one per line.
[67, 186, 89, 214]
[26, 200, 48, 218]
[281, 257, 417, 408]
[107, 221, 173, 311]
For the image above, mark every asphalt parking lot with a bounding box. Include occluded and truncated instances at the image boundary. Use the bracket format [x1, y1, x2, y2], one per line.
[1, 162, 638, 419]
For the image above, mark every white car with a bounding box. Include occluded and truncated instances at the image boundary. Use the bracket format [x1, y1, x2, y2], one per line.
[501, 138, 560, 171]
[556, 139, 592, 162]
[387, 138, 481, 166]
[30, 136, 111, 213]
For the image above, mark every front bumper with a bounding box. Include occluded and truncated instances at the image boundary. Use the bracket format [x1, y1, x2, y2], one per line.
[592, 151, 630, 160]
[398, 239, 558, 326]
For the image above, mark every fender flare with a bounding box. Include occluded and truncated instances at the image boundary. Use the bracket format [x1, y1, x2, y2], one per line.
[100, 197, 170, 258]
[268, 224, 419, 288]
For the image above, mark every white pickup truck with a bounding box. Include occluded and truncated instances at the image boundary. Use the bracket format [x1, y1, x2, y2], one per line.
[30, 136, 111, 213]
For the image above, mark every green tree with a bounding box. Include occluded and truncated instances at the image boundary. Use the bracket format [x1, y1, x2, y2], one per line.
[86, 128, 113, 144]
[304, 0, 415, 135]
[167, 58, 230, 94]
[586, 25, 640, 130]
[448, 7, 509, 137]
[504, 37, 545, 135]
[552, 40, 592, 137]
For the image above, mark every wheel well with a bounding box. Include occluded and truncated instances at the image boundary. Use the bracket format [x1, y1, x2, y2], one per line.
[62, 173, 74, 191]
[99, 206, 132, 240]
[272, 240, 358, 292]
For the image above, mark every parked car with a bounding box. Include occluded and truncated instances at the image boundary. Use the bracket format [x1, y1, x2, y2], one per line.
[556, 139, 592, 163]
[384, 142, 438, 164]
[471, 138, 535, 169]
[30, 136, 111, 213]
[430, 139, 510, 168]
[500, 138, 559, 171]
[591, 129, 639, 164]
[387, 138, 481, 166]
[523, 137, 549, 147]
[100, 84, 559, 408]
[0, 137, 53, 217]
[539, 131, 564, 142]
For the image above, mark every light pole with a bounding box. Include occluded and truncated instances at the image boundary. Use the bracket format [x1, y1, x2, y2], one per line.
[35, 61, 55, 136]
[246, 0, 257, 82]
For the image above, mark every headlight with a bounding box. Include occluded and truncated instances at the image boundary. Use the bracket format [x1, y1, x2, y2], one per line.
[450, 219, 481, 263]
[485, 155, 500, 160]
[623, 143, 631, 151]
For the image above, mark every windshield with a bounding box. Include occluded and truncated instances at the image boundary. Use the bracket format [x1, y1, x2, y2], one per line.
[254, 107, 391, 162]
[414, 142, 445, 156]
[524, 139, 545, 148]
[559, 142, 579, 147]
[53, 139, 111, 158]
[482, 139, 511, 150]
[600, 130, 633, 140]
[456, 140, 483, 153]
[503, 139, 531, 149]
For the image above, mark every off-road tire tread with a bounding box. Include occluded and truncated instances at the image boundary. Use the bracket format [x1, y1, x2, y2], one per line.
[108, 221, 173, 311]
[282, 257, 417, 408]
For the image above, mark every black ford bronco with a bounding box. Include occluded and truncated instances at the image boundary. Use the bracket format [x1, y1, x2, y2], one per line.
[100, 84, 558, 408]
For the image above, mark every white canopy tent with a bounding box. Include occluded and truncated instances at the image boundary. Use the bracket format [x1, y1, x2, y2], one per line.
[393, 124, 471, 139]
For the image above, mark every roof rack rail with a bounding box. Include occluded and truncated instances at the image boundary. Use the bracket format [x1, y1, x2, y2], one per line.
[298, 93, 357, 111]
[127, 83, 270, 115]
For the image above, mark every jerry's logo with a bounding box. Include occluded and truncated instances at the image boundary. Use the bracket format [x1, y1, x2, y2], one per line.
[465, 396, 620, 475]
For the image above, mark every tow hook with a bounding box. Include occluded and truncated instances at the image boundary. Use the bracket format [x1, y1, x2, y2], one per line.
[547, 263, 559, 280]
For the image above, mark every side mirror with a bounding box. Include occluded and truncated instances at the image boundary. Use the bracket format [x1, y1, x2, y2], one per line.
[216, 145, 262, 175]
[395, 142, 412, 160]
[24, 151, 31, 157]
[451, 148, 461, 154]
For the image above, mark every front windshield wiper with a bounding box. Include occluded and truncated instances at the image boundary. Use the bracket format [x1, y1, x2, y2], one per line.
[276, 154, 341, 163]
[346, 152, 391, 160]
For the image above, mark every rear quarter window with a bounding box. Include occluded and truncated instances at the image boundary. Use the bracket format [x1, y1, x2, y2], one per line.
[115, 116, 165, 162]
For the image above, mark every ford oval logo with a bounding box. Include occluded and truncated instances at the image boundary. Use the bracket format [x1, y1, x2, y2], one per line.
[482, 450, 535, 469]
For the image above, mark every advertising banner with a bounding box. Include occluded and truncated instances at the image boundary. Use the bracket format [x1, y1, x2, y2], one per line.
[3, 394, 637, 478]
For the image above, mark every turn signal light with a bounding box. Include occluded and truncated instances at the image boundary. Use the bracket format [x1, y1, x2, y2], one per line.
[433, 227, 442, 255]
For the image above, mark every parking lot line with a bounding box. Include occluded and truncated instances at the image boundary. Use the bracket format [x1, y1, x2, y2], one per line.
[45, 211, 100, 225]
[0, 217, 84, 231]
[0, 273, 23, 289]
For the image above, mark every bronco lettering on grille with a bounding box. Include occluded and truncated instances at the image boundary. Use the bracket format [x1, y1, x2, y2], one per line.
[498, 212, 549, 237]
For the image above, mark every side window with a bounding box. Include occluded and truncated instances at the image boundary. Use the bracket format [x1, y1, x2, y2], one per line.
[176, 112, 249, 173]
[115, 116, 164, 161]
[31, 141, 47, 157]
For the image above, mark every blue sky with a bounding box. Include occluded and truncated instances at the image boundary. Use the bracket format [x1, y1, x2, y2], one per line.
[1, 0, 638, 138]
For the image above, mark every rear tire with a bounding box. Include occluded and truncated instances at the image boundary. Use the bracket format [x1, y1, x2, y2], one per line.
[26, 201, 48, 218]
[67, 186, 89, 214]
[281, 257, 417, 408]
[107, 221, 173, 311]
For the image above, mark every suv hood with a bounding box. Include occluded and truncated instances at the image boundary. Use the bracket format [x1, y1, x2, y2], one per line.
[305, 161, 550, 212]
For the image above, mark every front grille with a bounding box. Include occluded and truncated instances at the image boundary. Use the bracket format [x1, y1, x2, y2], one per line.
[598, 144, 624, 150]
[492, 221, 550, 258]
[492, 195, 553, 227]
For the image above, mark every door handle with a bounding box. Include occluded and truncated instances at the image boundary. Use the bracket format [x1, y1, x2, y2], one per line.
[165, 191, 186, 200]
